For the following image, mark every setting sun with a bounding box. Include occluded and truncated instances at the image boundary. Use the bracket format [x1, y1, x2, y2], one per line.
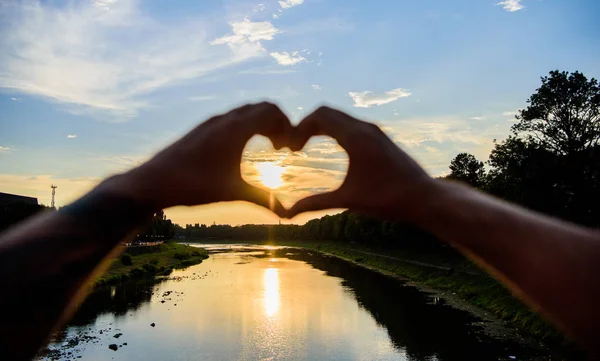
[255, 162, 285, 189]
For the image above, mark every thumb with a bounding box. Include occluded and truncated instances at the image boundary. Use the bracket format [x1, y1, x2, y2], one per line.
[286, 190, 344, 218]
[240, 183, 287, 218]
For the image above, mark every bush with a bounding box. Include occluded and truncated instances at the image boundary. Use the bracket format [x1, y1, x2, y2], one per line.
[173, 252, 190, 260]
[130, 267, 145, 277]
[120, 254, 132, 266]
[142, 263, 158, 273]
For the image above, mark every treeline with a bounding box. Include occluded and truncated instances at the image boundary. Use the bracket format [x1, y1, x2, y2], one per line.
[137, 210, 176, 241]
[180, 70, 600, 258]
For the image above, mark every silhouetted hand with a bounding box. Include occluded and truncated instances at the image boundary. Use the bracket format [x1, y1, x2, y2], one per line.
[108, 102, 292, 217]
[286, 106, 437, 221]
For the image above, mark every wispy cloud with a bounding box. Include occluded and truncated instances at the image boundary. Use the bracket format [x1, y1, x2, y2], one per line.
[0, 146, 14, 152]
[469, 116, 485, 120]
[270, 51, 306, 66]
[253, 4, 266, 12]
[279, 0, 304, 9]
[211, 18, 280, 47]
[67, 134, 77, 139]
[10, 97, 21, 101]
[311, 84, 321, 90]
[189, 95, 219, 102]
[502, 110, 519, 116]
[348, 88, 412, 108]
[239, 67, 298, 75]
[497, 0, 525, 12]
[0, 2, 269, 119]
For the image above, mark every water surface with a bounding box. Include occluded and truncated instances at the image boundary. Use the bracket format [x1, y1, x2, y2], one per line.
[40, 244, 541, 360]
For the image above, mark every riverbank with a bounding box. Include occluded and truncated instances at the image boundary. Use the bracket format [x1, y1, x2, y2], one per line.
[93, 242, 208, 287]
[269, 241, 574, 347]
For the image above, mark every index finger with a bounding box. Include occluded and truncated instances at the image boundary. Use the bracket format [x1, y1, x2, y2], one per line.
[291, 106, 372, 151]
[229, 102, 293, 150]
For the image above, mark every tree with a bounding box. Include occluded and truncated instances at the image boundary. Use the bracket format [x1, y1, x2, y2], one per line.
[512, 70, 600, 157]
[448, 153, 485, 188]
[486, 71, 600, 226]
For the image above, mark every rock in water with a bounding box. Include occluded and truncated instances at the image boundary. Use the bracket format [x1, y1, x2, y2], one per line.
[150, 323, 156, 327]
[113, 333, 123, 338]
[108, 344, 118, 351]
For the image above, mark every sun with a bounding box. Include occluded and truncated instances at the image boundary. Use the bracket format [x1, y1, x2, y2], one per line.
[255, 162, 285, 189]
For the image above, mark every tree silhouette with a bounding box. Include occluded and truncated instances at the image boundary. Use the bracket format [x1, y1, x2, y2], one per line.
[448, 153, 485, 188]
[512, 70, 600, 157]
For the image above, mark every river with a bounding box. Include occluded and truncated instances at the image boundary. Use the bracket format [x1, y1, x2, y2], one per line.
[38, 244, 546, 360]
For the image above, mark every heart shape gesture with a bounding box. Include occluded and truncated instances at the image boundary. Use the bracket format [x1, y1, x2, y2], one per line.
[120, 102, 435, 222]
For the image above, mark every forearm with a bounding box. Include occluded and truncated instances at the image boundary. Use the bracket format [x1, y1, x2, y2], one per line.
[417, 180, 600, 349]
[0, 174, 156, 360]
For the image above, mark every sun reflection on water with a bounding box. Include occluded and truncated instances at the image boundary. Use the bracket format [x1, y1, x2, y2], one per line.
[263, 267, 280, 317]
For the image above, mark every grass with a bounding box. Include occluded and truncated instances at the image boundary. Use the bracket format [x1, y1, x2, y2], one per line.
[93, 242, 208, 287]
[262, 240, 566, 344]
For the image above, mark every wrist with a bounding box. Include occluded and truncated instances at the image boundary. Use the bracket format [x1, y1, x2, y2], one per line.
[60, 174, 159, 241]
[98, 168, 163, 211]
[407, 178, 455, 227]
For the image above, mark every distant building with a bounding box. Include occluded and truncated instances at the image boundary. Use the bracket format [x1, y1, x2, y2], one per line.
[0, 192, 38, 206]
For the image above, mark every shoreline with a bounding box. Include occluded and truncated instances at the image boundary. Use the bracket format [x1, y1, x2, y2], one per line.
[93, 242, 208, 287]
[267, 241, 580, 357]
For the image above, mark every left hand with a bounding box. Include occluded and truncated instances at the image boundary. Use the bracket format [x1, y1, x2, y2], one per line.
[103, 102, 293, 217]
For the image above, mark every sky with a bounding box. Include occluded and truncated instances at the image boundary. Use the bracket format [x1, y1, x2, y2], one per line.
[1, 0, 599, 226]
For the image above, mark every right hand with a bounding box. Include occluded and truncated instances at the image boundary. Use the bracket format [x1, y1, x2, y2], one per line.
[286, 106, 438, 222]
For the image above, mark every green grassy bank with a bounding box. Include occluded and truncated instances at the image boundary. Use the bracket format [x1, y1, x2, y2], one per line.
[270, 240, 563, 343]
[94, 242, 208, 287]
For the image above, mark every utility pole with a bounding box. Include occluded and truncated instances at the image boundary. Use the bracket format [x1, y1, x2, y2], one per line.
[51, 184, 57, 208]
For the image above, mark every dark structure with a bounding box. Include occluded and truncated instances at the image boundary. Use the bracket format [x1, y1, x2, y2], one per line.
[0, 192, 44, 232]
[0, 192, 38, 206]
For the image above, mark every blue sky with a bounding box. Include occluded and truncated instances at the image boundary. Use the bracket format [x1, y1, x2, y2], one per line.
[1, 0, 599, 225]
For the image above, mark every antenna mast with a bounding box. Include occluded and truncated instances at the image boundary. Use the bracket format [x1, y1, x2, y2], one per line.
[51, 184, 57, 208]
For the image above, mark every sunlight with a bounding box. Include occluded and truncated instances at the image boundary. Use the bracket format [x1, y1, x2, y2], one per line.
[255, 162, 285, 189]
[263, 267, 280, 317]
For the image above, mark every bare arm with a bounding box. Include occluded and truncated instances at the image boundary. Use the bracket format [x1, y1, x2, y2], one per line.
[0, 102, 290, 360]
[422, 181, 600, 348]
[287, 106, 600, 352]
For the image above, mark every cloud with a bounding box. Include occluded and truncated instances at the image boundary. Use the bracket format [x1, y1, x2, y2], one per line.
[348, 88, 412, 108]
[0, 146, 13, 152]
[189, 95, 219, 102]
[311, 84, 321, 90]
[297, 106, 303, 110]
[212, 18, 280, 46]
[270, 51, 306, 66]
[0, 2, 269, 119]
[67, 134, 77, 139]
[272, 14, 279, 19]
[239, 67, 297, 75]
[253, 4, 266, 12]
[497, 0, 525, 12]
[502, 110, 519, 116]
[10, 97, 21, 101]
[278, 0, 304, 9]
[469, 116, 485, 120]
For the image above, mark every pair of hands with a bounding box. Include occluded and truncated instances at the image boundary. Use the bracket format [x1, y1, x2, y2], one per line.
[114, 102, 436, 221]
